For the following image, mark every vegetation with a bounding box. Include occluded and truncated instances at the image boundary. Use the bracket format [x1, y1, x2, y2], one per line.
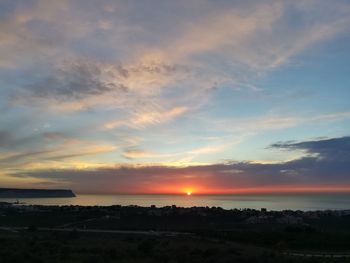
[0, 204, 349, 262]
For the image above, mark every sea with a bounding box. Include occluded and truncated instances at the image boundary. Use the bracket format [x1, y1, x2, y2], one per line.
[1, 193, 350, 211]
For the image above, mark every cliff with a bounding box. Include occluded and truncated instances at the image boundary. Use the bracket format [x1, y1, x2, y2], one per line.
[0, 188, 76, 198]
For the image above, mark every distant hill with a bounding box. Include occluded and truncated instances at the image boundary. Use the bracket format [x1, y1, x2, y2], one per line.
[0, 188, 76, 198]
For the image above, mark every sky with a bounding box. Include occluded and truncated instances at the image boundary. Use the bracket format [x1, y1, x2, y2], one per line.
[1, 0, 350, 194]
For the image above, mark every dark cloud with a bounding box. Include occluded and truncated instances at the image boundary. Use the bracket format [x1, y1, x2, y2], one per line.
[23, 59, 185, 101]
[270, 136, 350, 162]
[27, 60, 128, 100]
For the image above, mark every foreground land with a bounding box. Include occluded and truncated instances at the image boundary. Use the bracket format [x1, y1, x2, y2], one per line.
[0, 203, 349, 262]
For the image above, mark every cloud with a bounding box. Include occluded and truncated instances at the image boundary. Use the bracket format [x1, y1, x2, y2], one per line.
[121, 149, 153, 159]
[0, 136, 116, 170]
[270, 136, 350, 162]
[163, 2, 283, 67]
[25, 59, 128, 100]
[136, 1, 350, 74]
[6, 0, 350, 105]
[104, 106, 189, 129]
[132, 106, 188, 127]
[121, 148, 177, 160]
[211, 111, 350, 136]
[0, 0, 88, 68]
[9, 136, 350, 194]
[188, 144, 228, 155]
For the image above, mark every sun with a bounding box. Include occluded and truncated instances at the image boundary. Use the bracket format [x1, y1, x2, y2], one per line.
[182, 187, 195, 196]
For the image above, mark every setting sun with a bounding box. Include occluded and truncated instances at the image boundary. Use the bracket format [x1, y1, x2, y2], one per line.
[182, 187, 196, 196]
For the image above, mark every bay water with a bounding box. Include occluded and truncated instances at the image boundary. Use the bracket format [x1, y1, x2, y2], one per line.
[1, 193, 350, 211]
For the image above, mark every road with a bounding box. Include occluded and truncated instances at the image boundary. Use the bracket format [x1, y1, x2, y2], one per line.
[0, 226, 193, 237]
